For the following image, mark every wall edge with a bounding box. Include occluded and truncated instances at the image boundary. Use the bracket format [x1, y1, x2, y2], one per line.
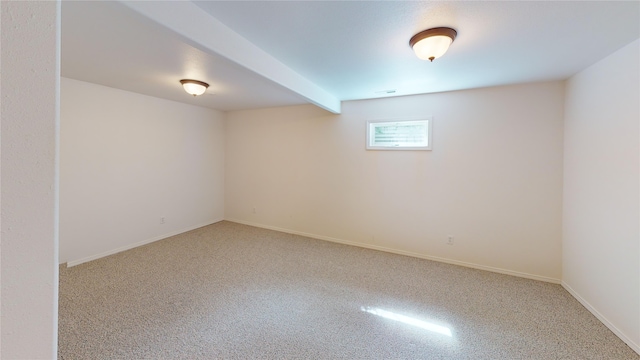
[225, 218, 561, 284]
[562, 281, 640, 355]
[65, 218, 224, 267]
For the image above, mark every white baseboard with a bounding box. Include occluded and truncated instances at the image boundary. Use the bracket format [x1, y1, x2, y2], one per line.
[224, 218, 561, 284]
[65, 218, 224, 267]
[562, 282, 640, 355]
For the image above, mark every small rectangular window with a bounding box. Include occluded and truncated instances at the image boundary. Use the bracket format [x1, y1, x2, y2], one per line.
[366, 118, 432, 150]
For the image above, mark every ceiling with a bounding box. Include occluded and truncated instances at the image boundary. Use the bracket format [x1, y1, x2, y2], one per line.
[61, 1, 640, 114]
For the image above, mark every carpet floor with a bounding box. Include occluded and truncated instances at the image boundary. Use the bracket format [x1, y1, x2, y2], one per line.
[58, 221, 638, 359]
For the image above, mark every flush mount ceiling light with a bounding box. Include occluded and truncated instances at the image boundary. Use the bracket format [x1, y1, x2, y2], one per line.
[409, 27, 457, 62]
[180, 79, 209, 96]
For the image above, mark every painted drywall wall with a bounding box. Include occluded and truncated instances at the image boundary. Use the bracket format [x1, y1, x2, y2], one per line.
[563, 39, 640, 353]
[1, 1, 60, 358]
[225, 81, 564, 281]
[60, 78, 225, 265]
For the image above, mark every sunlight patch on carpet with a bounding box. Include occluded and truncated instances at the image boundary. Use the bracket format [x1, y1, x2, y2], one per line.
[361, 306, 452, 337]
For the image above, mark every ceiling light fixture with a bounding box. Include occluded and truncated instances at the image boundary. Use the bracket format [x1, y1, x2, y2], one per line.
[410, 27, 457, 62]
[180, 79, 209, 96]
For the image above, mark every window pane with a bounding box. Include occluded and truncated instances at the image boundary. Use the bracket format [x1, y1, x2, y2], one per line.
[367, 119, 431, 150]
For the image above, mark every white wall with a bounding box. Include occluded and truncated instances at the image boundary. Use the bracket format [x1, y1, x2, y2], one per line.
[225, 81, 565, 281]
[563, 39, 640, 352]
[60, 78, 225, 265]
[1, 1, 60, 358]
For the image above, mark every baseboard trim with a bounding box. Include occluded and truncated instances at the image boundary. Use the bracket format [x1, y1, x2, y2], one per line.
[562, 282, 640, 355]
[65, 218, 224, 267]
[224, 218, 561, 284]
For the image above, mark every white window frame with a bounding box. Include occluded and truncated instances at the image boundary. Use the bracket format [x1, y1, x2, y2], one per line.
[366, 117, 433, 151]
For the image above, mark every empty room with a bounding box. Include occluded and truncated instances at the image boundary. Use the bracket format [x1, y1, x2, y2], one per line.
[1, 1, 638, 359]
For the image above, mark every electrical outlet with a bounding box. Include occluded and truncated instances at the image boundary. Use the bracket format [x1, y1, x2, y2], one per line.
[160, 217, 165, 224]
[447, 236, 454, 245]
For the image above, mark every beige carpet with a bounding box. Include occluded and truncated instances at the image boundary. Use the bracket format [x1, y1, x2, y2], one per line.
[58, 221, 638, 359]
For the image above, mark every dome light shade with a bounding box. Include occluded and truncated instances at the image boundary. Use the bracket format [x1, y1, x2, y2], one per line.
[180, 79, 209, 96]
[410, 27, 457, 62]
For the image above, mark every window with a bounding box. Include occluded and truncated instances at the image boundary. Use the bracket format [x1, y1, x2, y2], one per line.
[366, 118, 432, 150]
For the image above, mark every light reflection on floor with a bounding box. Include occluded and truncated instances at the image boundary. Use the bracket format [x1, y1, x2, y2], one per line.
[361, 306, 453, 337]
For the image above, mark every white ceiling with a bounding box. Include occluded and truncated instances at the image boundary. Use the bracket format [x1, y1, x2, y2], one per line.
[61, 1, 310, 112]
[62, 1, 640, 113]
